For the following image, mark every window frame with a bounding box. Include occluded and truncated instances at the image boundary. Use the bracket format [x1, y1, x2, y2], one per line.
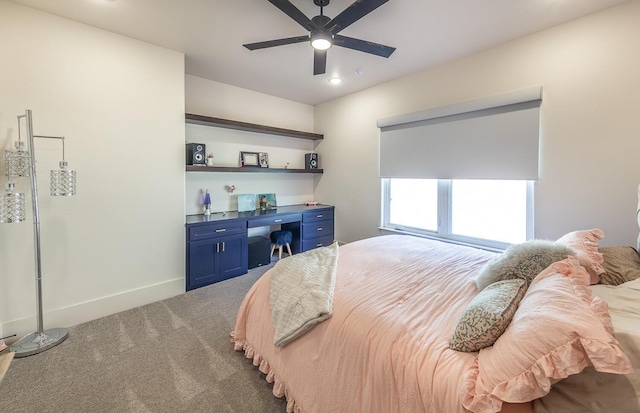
[381, 179, 534, 251]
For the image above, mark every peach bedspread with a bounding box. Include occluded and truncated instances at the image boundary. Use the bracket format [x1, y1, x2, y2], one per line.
[232, 235, 533, 413]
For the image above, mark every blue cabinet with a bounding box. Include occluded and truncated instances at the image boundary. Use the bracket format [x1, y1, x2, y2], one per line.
[185, 204, 334, 291]
[283, 206, 335, 253]
[186, 220, 247, 291]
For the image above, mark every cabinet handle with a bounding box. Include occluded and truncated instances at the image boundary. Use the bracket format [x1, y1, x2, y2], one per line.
[317, 214, 323, 218]
[316, 227, 323, 231]
[274, 219, 282, 223]
[216, 243, 220, 253]
[316, 243, 323, 247]
[215, 229, 226, 233]
[222, 241, 225, 252]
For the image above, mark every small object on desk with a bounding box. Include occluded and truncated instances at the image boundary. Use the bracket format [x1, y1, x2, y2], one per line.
[305, 201, 319, 206]
[203, 189, 211, 216]
[237, 194, 256, 212]
[258, 193, 277, 209]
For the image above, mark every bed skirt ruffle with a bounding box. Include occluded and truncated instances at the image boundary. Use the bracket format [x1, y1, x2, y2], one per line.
[231, 331, 302, 413]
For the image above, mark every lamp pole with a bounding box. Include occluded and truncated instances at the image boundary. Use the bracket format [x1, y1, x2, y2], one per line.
[9, 110, 69, 357]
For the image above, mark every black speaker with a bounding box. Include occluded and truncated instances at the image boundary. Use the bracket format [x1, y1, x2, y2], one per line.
[305, 153, 318, 170]
[186, 143, 206, 165]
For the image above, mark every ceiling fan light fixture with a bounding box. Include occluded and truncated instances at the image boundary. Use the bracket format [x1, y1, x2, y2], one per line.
[310, 30, 332, 50]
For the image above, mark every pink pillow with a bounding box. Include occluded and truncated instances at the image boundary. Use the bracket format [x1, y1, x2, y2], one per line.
[555, 229, 606, 284]
[462, 257, 632, 413]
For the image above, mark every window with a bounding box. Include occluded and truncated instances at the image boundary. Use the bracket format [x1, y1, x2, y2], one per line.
[377, 88, 541, 249]
[382, 179, 533, 250]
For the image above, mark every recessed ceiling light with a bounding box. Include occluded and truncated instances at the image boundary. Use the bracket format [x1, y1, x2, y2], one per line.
[328, 77, 342, 85]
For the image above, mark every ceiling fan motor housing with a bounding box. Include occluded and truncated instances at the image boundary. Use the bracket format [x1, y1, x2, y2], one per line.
[312, 14, 332, 27]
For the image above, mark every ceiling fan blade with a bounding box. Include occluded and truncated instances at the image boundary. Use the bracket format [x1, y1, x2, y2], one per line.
[243, 35, 309, 50]
[333, 35, 395, 58]
[313, 49, 327, 75]
[325, 0, 389, 34]
[268, 0, 315, 31]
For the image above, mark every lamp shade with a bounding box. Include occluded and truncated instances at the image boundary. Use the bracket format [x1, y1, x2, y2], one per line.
[5, 147, 31, 178]
[50, 161, 76, 196]
[0, 184, 26, 223]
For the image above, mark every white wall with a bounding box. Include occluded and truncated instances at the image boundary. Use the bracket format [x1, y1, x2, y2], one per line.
[0, 1, 186, 337]
[314, 1, 640, 247]
[184, 76, 319, 216]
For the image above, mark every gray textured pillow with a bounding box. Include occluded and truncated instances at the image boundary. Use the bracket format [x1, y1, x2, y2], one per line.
[449, 279, 527, 352]
[599, 246, 640, 285]
[475, 240, 574, 290]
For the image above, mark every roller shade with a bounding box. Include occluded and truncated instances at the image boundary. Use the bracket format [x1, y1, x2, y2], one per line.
[378, 87, 542, 180]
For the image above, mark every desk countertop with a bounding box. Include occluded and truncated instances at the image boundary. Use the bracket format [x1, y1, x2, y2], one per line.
[185, 204, 334, 225]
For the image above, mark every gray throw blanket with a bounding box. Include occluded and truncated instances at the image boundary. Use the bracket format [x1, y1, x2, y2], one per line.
[270, 242, 339, 347]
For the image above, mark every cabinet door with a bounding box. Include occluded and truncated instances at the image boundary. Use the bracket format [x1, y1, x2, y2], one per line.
[218, 233, 248, 280]
[187, 238, 220, 291]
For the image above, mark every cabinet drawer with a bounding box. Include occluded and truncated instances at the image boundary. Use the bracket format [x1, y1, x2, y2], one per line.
[188, 220, 246, 241]
[301, 220, 333, 239]
[248, 213, 302, 228]
[303, 209, 334, 223]
[301, 234, 334, 252]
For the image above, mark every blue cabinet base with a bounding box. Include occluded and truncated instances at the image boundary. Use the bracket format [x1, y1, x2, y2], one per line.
[185, 204, 334, 291]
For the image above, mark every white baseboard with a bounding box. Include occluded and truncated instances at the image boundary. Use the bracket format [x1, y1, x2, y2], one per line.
[2, 277, 185, 339]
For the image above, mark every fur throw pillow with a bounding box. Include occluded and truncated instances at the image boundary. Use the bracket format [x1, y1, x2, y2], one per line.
[475, 240, 575, 290]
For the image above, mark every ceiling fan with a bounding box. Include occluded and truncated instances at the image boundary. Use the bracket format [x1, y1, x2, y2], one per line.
[243, 0, 396, 75]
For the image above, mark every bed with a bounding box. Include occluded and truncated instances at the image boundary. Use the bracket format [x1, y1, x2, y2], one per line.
[231, 230, 640, 413]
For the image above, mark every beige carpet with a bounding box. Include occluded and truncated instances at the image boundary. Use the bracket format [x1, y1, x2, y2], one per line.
[0, 264, 288, 413]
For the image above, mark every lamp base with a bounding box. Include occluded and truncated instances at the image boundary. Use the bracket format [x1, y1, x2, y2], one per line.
[10, 328, 69, 358]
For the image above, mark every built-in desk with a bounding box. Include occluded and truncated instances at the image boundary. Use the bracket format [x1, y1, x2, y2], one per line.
[185, 204, 334, 291]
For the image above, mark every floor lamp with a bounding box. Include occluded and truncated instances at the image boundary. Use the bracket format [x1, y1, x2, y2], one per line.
[1, 109, 77, 357]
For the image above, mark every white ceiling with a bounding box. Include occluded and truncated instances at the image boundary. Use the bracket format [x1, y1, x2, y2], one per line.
[9, 0, 629, 106]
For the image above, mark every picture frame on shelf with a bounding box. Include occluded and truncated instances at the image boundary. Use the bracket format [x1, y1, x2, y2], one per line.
[258, 193, 277, 210]
[240, 151, 260, 167]
[259, 152, 269, 168]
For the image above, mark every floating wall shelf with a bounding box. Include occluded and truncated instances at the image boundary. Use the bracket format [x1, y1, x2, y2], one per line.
[186, 166, 323, 173]
[185, 113, 323, 141]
